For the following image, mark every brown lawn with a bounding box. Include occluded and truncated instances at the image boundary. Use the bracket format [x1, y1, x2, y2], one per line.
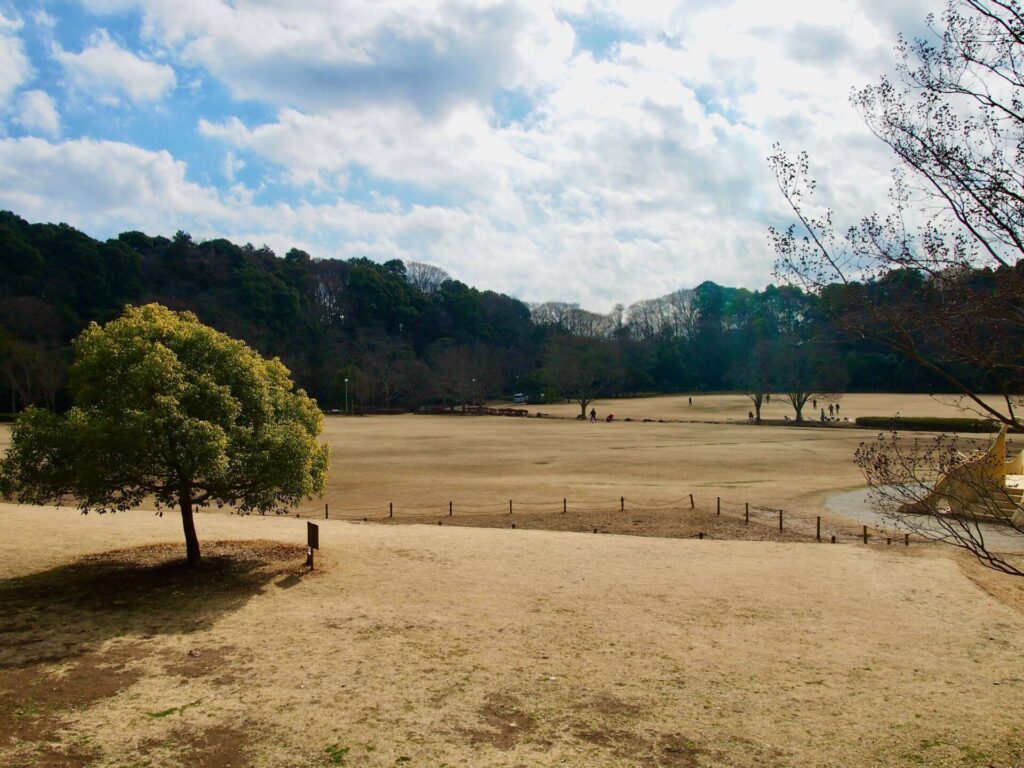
[1, 394, 1023, 767]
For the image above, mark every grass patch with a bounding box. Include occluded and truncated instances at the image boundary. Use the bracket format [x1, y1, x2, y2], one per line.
[325, 744, 350, 764]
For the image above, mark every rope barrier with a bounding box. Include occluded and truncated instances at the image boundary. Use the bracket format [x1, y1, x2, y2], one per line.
[258, 492, 949, 547]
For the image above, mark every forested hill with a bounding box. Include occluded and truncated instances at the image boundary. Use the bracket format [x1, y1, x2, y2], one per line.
[0, 211, 951, 413]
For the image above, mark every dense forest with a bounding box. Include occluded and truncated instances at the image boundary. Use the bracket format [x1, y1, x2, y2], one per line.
[0, 211, 980, 416]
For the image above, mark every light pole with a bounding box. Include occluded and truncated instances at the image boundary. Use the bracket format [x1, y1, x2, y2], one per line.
[344, 377, 349, 415]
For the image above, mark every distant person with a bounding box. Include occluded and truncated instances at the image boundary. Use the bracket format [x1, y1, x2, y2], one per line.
[828, 403, 834, 417]
[605, 413, 614, 423]
[813, 398, 818, 410]
[590, 408, 597, 423]
[835, 403, 840, 415]
[765, 394, 770, 404]
[820, 408, 826, 422]
[688, 396, 692, 406]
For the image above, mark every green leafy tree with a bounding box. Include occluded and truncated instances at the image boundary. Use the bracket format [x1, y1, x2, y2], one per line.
[0, 304, 330, 567]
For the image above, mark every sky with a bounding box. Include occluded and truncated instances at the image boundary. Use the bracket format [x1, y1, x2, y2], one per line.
[0, 0, 941, 311]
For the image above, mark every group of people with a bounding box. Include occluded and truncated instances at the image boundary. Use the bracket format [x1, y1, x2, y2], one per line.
[817, 400, 841, 422]
[744, 396, 842, 422]
[589, 395, 844, 424]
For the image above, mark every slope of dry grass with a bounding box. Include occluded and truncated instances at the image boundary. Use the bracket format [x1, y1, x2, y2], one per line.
[1, 507, 1023, 767]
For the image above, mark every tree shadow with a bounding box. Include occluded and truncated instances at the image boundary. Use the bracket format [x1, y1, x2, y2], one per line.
[0, 539, 308, 669]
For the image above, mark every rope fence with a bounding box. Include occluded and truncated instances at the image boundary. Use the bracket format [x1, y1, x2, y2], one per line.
[237, 492, 940, 548]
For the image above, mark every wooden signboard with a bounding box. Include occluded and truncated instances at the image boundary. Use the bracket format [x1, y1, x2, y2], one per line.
[307, 522, 319, 570]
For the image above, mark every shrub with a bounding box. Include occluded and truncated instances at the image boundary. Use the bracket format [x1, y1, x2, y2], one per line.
[855, 416, 1005, 433]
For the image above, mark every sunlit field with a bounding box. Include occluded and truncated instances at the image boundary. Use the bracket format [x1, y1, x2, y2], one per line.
[2, 394, 1024, 767]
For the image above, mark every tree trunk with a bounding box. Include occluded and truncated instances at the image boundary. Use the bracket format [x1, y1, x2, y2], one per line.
[180, 493, 201, 567]
[754, 395, 762, 424]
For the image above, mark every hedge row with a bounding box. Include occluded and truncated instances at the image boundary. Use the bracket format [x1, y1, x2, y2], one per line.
[855, 416, 1005, 433]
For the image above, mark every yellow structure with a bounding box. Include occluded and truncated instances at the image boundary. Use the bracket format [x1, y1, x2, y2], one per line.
[901, 426, 1024, 524]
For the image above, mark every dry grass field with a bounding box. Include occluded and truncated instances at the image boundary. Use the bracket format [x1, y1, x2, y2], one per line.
[2, 394, 1024, 767]
[528, 391, 1009, 423]
[312, 392, 1019, 521]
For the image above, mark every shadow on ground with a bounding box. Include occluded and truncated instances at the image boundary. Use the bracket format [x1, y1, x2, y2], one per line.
[0, 540, 307, 767]
[0, 539, 307, 669]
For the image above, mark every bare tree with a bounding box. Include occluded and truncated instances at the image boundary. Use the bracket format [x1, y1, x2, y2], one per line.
[530, 302, 617, 338]
[857, 429, 1024, 575]
[769, 0, 1024, 569]
[543, 335, 622, 418]
[406, 262, 450, 296]
[624, 289, 697, 341]
[0, 343, 64, 411]
[729, 341, 775, 423]
[774, 342, 846, 423]
[431, 344, 488, 411]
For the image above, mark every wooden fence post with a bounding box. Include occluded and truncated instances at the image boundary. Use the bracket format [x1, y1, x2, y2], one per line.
[905, 533, 910, 547]
[816, 516, 821, 541]
[509, 499, 512, 515]
[449, 500, 453, 517]
[689, 494, 694, 509]
[717, 497, 721, 515]
[778, 509, 783, 532]
[563, 498, 567, 514]
[863, 525, 868, 544]
[745, 503, 749, 525]
[620, 496, 624, 511]
[325, 504, 329, 519]
[389, 502, 393, 518]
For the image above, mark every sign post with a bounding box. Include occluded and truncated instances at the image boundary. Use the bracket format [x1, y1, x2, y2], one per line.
[307, 521, 319, 570]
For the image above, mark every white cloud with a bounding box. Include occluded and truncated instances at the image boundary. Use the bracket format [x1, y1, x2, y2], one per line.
[31, 0, 944, 309]
[14, 90, 61, 137]
[190, 0, 910, 306]
[221, 150, 245, 183]
[82, 0, 573, 113]
[0, 12, 32, 107]
[0, 137, 230, 233]
[53, 29, 176, 105]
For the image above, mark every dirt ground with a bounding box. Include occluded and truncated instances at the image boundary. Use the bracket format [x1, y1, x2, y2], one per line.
[1, 506, 1023, 767]
[2, 394, 1024, 766]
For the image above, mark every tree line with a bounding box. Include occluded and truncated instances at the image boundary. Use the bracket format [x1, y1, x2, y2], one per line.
[0, 209, 998, 417]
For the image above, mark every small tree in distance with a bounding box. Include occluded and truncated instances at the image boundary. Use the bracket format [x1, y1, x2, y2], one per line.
[729, 340, 775, 423]
[0, 304, 331, 567]
[544, 335, 621, 419]
[774, 340, 846, 422]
